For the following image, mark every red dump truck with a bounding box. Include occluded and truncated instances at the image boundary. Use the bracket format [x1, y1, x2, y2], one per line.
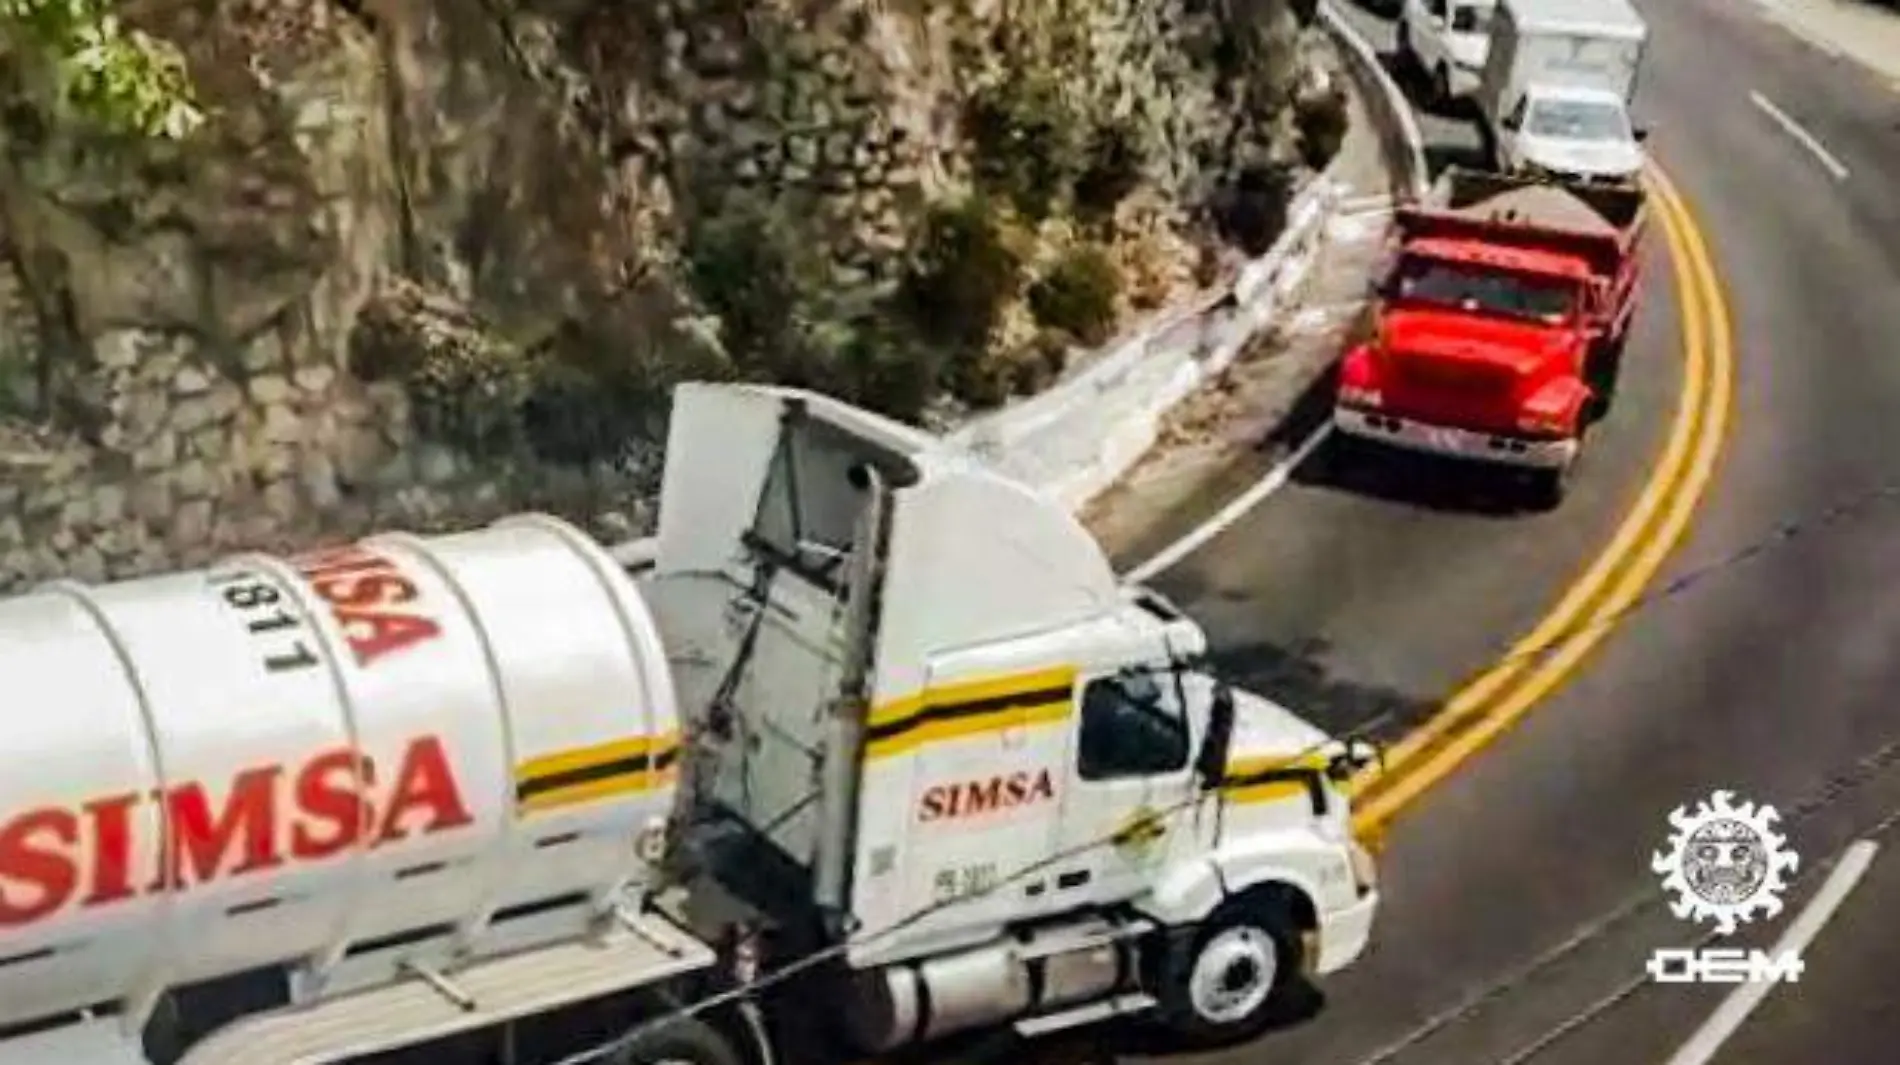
[1333, 167, 1648, 507]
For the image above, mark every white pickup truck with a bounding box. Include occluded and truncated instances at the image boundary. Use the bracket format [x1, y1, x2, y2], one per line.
[1396, 0, 1500, 108]
[1475, 0, 1651, 184]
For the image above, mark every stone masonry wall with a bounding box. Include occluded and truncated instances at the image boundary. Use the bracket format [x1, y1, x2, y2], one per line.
[0, 0, 1346, 592]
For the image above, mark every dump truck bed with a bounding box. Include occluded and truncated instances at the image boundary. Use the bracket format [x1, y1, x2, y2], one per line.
[1396, 167, 1647, 277]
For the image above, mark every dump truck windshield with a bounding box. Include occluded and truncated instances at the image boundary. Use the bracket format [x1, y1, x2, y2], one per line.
[1395, 257, 1576, 323]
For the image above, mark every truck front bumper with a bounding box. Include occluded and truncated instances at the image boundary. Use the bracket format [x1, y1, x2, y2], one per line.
[1334, 407, 1577, 470]
[1311, 888, 1380, 975]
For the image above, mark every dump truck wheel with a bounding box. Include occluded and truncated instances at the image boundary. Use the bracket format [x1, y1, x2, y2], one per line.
[609, 1016, 747, 1065]
[1586, 339, 1626, 422]
[1154, 898, 1305, 1047]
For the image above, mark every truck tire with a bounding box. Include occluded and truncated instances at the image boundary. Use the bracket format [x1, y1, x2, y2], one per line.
[608, 1016, 747, 1065]
[1395, 20, 1414, 72]
[1153, 898, 1305, 1048]
[1586, 339, 1626, 422]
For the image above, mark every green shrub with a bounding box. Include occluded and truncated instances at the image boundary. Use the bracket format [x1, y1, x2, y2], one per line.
[683, 197, 831, 388]
[901, 196, 1027, 353]
[0, 0, 203, 137]
[1295, 87, 1351, 171]
[684, 195, 945, 422]
[351, 280, 537, 457]
[1215, 164, 1296, 256]
[1073, 122, 1146, 223]
[966, 72, 1090, 219]
[1029, 245, 1121, 347]
[943, 329, 1072, 410]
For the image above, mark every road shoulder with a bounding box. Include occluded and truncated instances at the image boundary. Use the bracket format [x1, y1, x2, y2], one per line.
[1752, 0, 1900, 88]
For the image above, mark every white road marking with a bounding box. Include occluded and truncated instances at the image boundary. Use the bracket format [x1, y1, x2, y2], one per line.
[1749, 90, 1850, 181]
[1662, 838, 1881, 1065]
[1121, 423, 1333, 584]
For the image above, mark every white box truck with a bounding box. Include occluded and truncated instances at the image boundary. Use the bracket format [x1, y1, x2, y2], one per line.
[1476, 0, 1650, 184]
[0, 382, 1381, 1065]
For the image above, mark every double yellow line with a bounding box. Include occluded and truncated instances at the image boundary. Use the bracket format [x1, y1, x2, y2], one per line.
[1348, 166, 1737, 839]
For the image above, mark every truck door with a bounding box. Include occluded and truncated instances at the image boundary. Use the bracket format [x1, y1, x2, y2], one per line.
[898, 663, 1071, 942]
[1045, 666, 1200, 910]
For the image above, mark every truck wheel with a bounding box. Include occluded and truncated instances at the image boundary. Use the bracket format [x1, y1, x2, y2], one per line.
[1586, 340, 1626, 422]
[1395, 21, 1413, 70]
[609, 1016, 746, 1065]
[1155, 899, 1305, 1047]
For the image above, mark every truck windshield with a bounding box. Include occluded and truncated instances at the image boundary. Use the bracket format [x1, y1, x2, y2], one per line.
[1394, 259, 1575, 323]
[1526, 98, 1631, 143]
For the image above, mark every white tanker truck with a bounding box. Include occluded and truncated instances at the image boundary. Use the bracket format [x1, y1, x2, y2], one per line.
[0, 383, 1380, 1065]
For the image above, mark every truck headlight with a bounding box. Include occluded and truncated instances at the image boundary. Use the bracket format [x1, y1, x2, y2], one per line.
[1516, 409, 1570, 436]
[1339, 383, 1384, 409]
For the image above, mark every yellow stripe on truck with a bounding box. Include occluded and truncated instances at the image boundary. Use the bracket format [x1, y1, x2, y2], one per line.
[1222, 754, 1331, 806]
[865, 665, 1078, 760]
[514, 733, 680, 814]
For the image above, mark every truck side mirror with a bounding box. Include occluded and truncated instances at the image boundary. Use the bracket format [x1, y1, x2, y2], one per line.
[1325, 739, 1382, 782]
[1195, 684, 1237, 787]
[1633, 126, 1651, 143]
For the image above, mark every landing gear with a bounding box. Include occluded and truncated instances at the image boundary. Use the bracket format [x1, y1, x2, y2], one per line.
[1154, 898, 1306, 1047]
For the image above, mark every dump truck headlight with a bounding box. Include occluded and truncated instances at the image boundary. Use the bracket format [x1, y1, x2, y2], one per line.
[1339, 383, 1384, 408]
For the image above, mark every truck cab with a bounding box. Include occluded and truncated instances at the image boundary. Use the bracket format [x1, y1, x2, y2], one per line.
[1492, 84, 1646, 184]
[646, 384, 1381, 1051]
[1397, 0, 1499, 106]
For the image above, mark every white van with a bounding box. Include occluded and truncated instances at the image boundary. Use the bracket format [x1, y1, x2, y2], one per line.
[1396, 0, 1501, 107]
[1477, 0, 1650, 182]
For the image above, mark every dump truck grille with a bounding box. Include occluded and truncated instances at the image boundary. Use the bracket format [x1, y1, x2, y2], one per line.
[1394, 357, 1518, 397]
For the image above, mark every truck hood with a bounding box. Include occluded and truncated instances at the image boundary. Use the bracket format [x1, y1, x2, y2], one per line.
[1227, 686, 1333, 767]
[1380, 306, 1576, 374]
[1517, 133, 1644, 180]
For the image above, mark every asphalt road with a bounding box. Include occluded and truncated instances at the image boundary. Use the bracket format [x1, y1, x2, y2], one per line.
[1084, 0, 1900, 1063]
